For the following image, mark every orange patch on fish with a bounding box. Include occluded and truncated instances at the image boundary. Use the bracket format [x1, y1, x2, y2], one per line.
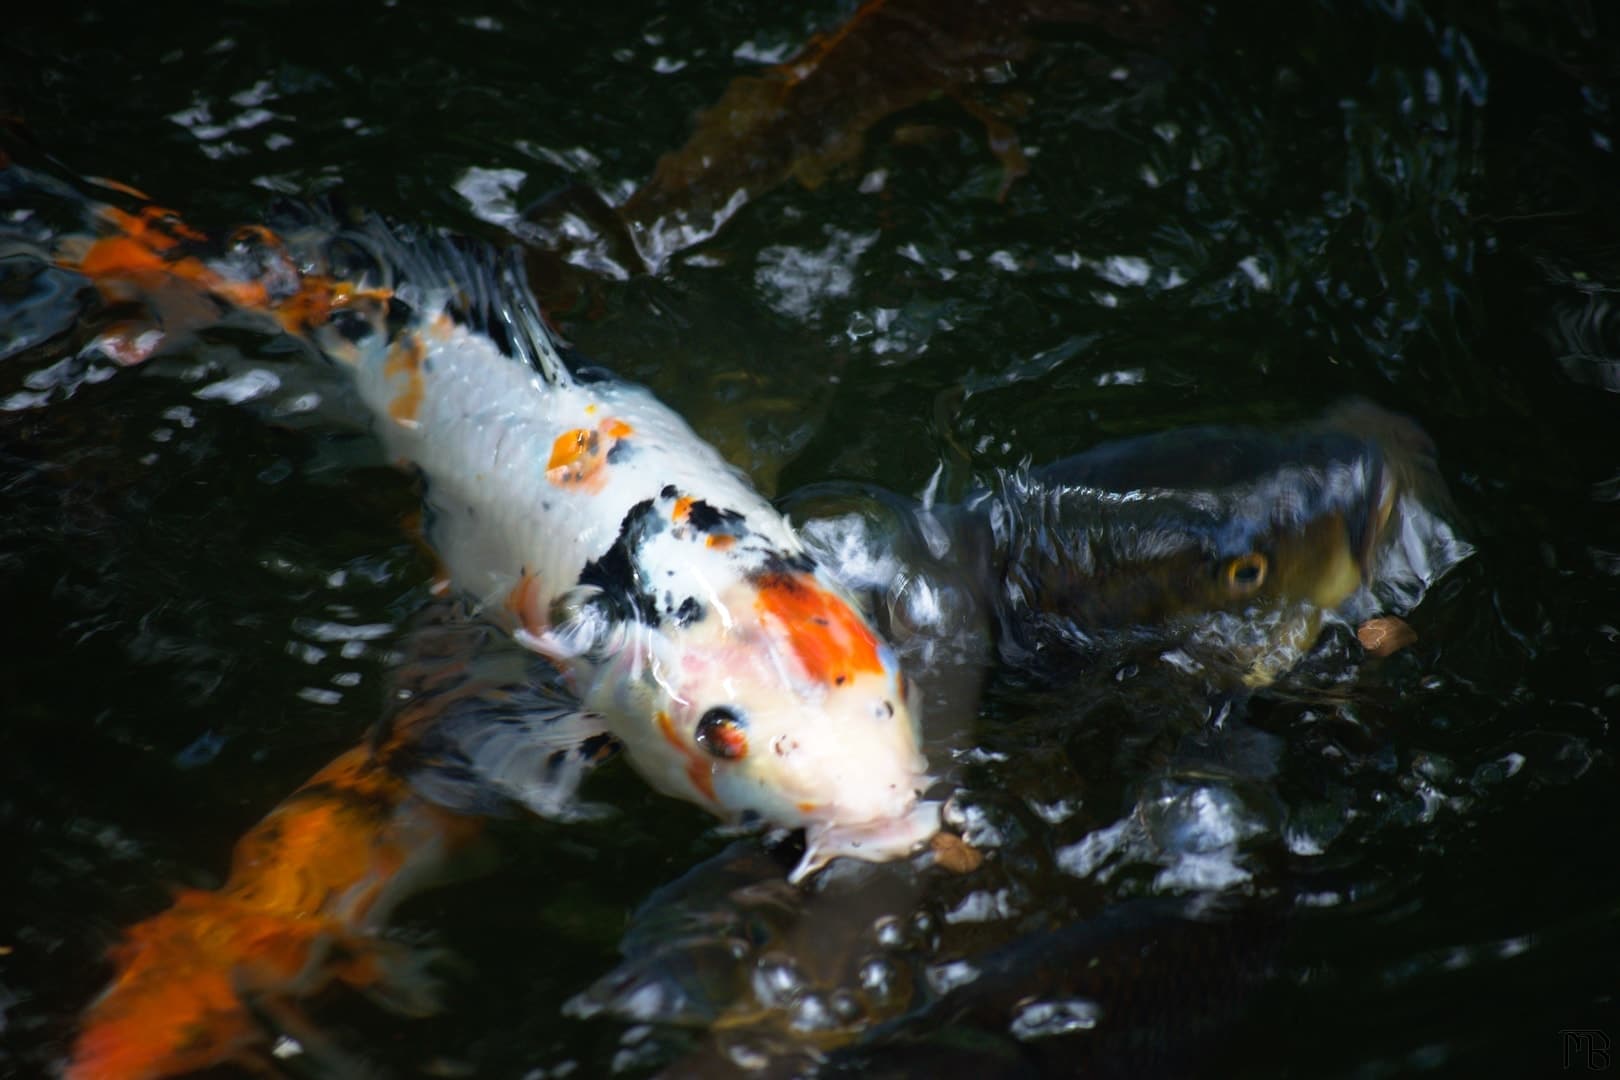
[705, 534, 735, 550]
[66, 891, 349, 1080]
[657, 710, 717, 805]
[672, 495, 696, 522]
[267, 276, 334, 334]
[76, 234, 168, 278]
[505, 568, 547, 636]
[384, 332, 427, 426]
[755, 572, 883, 686]
[271, 277, 392, 337]
[103, 205, 205, 248]
[71, 206, 226, 300]
[68, 745, 480, 1080]
[685, 759, 717, 803]
[64, 208, 370, 339]
[546, 418, 633, 492]
[655, 710, 685, 754]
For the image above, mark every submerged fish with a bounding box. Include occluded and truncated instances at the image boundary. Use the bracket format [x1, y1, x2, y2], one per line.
[66, 746, 477, 1080]
[62, 605, 527, 1080]
[969, 399, 1469, 685]
[822, 896, 1284, 1080]
[795, 399, 1470, 694]
[37, 174, 939, 882]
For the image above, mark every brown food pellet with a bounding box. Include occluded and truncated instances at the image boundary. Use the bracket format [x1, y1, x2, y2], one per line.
[929, 832, 984, 874]
[1357, 615, 1417, 657]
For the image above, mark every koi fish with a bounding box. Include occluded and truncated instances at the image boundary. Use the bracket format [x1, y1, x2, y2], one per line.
[66, 739, 479, 1080]
[44, 179, 939, 882]
[969, 398, 1470, 685]
[61, 603, 548, 1079]
[794, 399, 1470, 693]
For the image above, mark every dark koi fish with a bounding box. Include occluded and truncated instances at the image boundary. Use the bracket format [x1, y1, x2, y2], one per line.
[795, 399, 1470, 692]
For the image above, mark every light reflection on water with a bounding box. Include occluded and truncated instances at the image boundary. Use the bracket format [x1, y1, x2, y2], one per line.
[2, 0, 1619, 1077]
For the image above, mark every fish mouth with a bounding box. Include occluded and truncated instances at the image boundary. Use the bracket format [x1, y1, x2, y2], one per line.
[789, 798, 943, 884]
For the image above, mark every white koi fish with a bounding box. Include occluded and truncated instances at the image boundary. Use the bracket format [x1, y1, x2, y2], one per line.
[51, 190, 940, 881]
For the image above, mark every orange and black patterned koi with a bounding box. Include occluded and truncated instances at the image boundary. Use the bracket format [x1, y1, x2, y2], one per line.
[66, 655, 487, 1080]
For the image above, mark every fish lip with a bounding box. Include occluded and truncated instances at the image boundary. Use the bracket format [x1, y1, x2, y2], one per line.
[791, 768, 935, 828]
[788, 797, 943, 885]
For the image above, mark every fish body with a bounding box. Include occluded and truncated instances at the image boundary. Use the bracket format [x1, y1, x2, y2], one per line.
[964, 400, 1467, 684]
[51, 190, 938, 878]
[799, 401, 1468, 692]
[67, 743, 479, 1080]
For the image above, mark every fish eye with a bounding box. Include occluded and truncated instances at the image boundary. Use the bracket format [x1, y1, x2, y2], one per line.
[1225, 552, 1268, 595]
[695, 707, 748, 760]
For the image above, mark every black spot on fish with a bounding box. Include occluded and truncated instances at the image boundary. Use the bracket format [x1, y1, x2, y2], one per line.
[606, 439, 634, 464]
[661, 485, 678, 499]
[578, 543, 652, 624]
[385, 295, 414, 336]
[330, 308, 372, 344]
[577, 499, 664, 625]
[759, 550, 818, 577]
[675, 597, 704, 626]
[684, 499, 746, 533]
[547, 748, 568, 770]
[579, 733, 620, 761]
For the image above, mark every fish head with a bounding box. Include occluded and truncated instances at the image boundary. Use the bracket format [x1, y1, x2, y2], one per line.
[604, 566, 939, 877]
[1192, 445, 1395, 616]
[1002, 419, 1412, 685]
[1021, 436, 1393, 620]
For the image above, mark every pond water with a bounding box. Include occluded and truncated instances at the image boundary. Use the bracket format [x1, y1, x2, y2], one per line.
[3, 1, 1619, 1076]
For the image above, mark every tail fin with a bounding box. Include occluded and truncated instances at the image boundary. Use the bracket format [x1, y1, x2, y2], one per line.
[28, 164, 571, 385]
[271, 211, 571, 385]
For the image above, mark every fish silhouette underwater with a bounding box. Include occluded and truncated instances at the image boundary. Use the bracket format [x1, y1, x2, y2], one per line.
[0, 163, 1468, 1078]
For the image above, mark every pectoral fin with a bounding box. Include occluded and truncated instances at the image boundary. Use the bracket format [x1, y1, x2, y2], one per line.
[379, 601, 621, 821]
[413, 693, 622, 822]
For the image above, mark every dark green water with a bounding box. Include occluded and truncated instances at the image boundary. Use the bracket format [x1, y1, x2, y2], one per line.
[3, 1, 1618, 1076]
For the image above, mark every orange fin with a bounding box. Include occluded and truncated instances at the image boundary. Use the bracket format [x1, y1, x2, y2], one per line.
[52, 190, 389, 367]
[67, 746, 481, 1080]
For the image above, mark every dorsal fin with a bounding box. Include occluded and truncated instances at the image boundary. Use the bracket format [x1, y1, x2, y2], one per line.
[279, 211, 574, 387]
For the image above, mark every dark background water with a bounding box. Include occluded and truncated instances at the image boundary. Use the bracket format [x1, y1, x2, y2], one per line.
[3, 1, 1619, 1076]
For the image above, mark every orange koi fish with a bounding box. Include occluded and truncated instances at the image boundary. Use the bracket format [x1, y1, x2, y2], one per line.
[65, 740, 480, 1079]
